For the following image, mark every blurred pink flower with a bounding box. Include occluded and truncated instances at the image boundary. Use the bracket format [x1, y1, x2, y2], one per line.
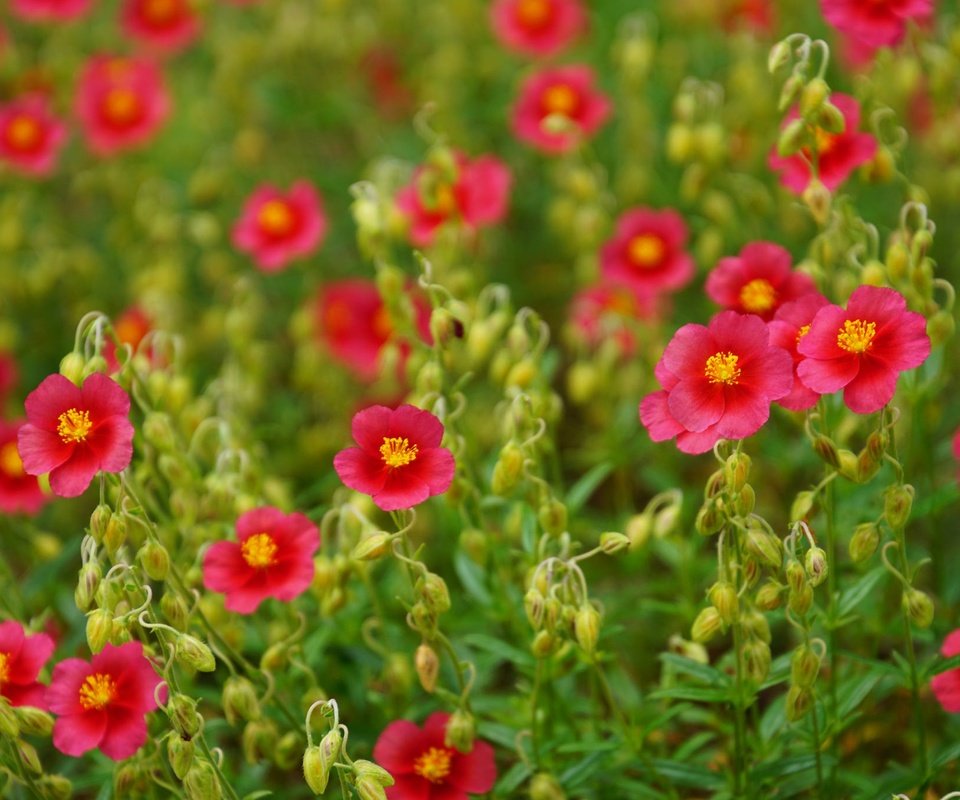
[11, 0, 92, 21]
[0, 420, 49, 515]
[569, 283, 656, 358]
[490, 0, 587, 58]
[0, 94, 68, 177]
[121, 0, 201, 54]
[820, 0, 933, 48]
[931, 629, 960, 713]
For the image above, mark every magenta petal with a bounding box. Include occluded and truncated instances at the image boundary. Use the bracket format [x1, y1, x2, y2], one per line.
[99, 707, 148, 760]
[373, 719, 423, 774]
[715, 386, 771, 440]
[334, 447, 388, 495]
[10, 632, 55, 683]
[80, 373, 131, 419]
[48, 447, 100, 497]
[235, 506, 286, 540]
[202, 542, 250, 593]
[796, 353, 860, 394]
[0, 621, 25, 656]
[373, 471, 430, 511]
[385, 775, 430, 800]
[53, 711, 107, 757]
[408, 447, 455, 494]
[447, 739, 497, 793]
[17, 426, 72, 475]
[46, 658, 92, 715]
[676, 425, 722, 455]
[392, 405, 444, 448]
[87, 415, 134, 473]
[932, 671, 960, 713]
[351, 405, 394, 451]
[661, 324, 715, 379]
[842, 357, 898, 414]
[667, 378, 724, 433]
[24, 374, 82, 430]
[639, 391, 684, 442]
[3, 682, 48, 709]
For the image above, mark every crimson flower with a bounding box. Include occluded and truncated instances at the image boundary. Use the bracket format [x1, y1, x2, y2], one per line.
[640, 311, 793, 454]
[11, 0, 91, 20]
[766, 293, 830, 412]
[706, 241, 817, 321]
[103, 306, 154, 372]
[569, 282, 657, 358]
[820, 0, 933, 49]
[931, 629, 960, 714]
[0, 420, 49, 515]
[121, 0, 202, 54]
[0, 94, 68, 177]
[18, 373, 134, 498]
[490, 0, 587, 58]
[0, 351, 17, 402]
[374, 713, 496, 800]
[334, 405, 455, 511]
[46, 642, 162, 760]
[202, 506, 320, 614]
[796, 286, 930, 414]
[0, 621, 55, 709]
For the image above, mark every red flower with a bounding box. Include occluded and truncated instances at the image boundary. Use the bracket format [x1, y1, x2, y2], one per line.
[766, 293, 830, 411]
[639, 311, 793, 454]
[202, 506, 320, 614]
[121, 0, 201, 54]
[334, 405, 455, 511]
[74, 56, 171, 156]
[722, 0, 774, 33]
[104, 306, 154, 372]
[490, 0, 587, 58]
[820, 0, 933, 49]
[706, 241, 817, 321]
[796, 286, 930, 414]
[232, 180, 327, 273]
[11, 0, 91, 21]
[395, 152, 512, 247]
[0, 420, 49, 514]
[374, 713, 496, 800]
[931, 629, 960, 714]
[511, 64, 612, 154]
[46, 641, 161, 760]
[599, 207, 694, 299]
[0, 94, 68, 177]
[361, 48, 416, 119]
[569, 282, 657, 358]
[18, 373, 134, 498]
[768, 93, 877, 194]
[0, 621, 55, 709]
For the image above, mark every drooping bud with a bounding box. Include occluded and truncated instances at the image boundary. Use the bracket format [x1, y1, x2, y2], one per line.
[304, 725, 342, 795]
[222, 676, 261, 724]
[802, 178, 832, 226]
[59, 351, 85, 385]
[599, 532, 630, 555]
[184, 760, 221, 800]
[812, 435, 840, 468]
[741, 608, 771, 644]
[176, 634, 216, 672]
[242, 719, 279, 764]
[744, 528, 782, 569]
[902, 588, 934, 628]
[275, 731, 304, 770]
[524, 588, 546, 630]
[574, 606, 601, 656]
[89, 503, 112, 543]
[837, 449, 859, 482]
[848, 522, 880, 563]
[790, 491, 815, 522]
[741, 638, 771, 684]
[791, 644, 821, 688]
[695, 501, 724, 536]
[884, 484, 914, 529]
[161, 590, 189, 630]
[724, 452, 752, 492]
[0, 699, 20, 737]
[355, 778, 389, 800]
[789, 583, 814, 617]
[417, 573, 451, 614]
[169, 694, 202, 738]
[691, 606, 723, 643]
[785, 685, 814, 722]
[75, 563, 102, 611]
[733, 485, 756, 517]
[138, 540, 171, 581]
[354, 760, 395, 794]
[708, 582, 738, 625]
[17, 740, 41, 774]
[168, 734, 196, 780]
[37, 776, 72, 800]
[531, 630, 558, 658]
[755, 580, 784, 611]
[529, 772, 567, 800]
[800, 78, 830, 116]
[444, 708, 476, 753]
[86, 608, 113, 654]
[415, 643, 440, 693]
[351, 532, 393, 562]
[804, 547, 828, 587]
[13, 705, 54, 736]
[102, 512, 128, 555]
[538, 499, 568, 536]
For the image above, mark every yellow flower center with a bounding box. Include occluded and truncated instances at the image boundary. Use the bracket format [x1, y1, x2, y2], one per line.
[814, 127, 836, 156]
[516, 0, 551, 28]
[241, 533, 279, 568]
[143, 0, 178, 23]
[836, 319, 876, 353]
[433, 183, 457, 216]
[739, 278, 777, 314]
[0, 652, 9, 685]
[79, 673, 117, 711]
[103, 88, 141, 126]
[57, 408, 92, 444]
[371, 305, 393, 341]
[542, 83, 578, 117]
[379, 436, 418, 468]
[6, 115, 42, 151]
[257, 199, 295, 237]
[604, 288, 636, 317]
[627, 234, 665, 269]
[796, 324, 811, 344]
[413, 746, 453, 784]
[0, 442, 24, 478]
[704, 352, 741, 385]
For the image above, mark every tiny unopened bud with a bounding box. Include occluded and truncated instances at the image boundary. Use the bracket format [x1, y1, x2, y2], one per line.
[785, 685, 814, 722]
[114, 764, 141, 796]
[884, 484, 914, 529]
[856, 447, 881, 483]
[169, 694, 202, 738]
[724, 453, 752, 492]
[17, 740, 41, 774]
[261, 642, 288, 672]
[745, 528, 782, 569]
[777, 118, 808, 157]
[0, 699, 20, 737]
[418, 573, 451, 614]
[138, 540, 170, 581]
[59, 351, 85, 385]
[574, 606, 601, 656]
[789, 583, 814, 616]
[531, 630, 558, 658]
[168, 734, 195, 779]
[529, 772, 567, 800]
[800, 78, 830, 116]
[816, 102, 845, 134]
[539, 499, 568, 536]
[791, 644, 821, 688]
[599, 532, 630, 555]
[223, 676, 261, 724]
[86, 608, 113, 654]
[695, 502, 724, 536]
[184, 760, 221, 800]
[524, 588, 546, 629]
[768, 41, 791, 74]
[804, 547, 828, 587]
[103, 513, 128, 555]
[275, 730, 303, 770]
[415, 643, 440, 693]
[356, 778, 390, 800]
[733, 484, 756, 517]
[903, 588, 934, 628]
[802, 178, 832, 226]
[741, 639, 771, 684]
[928, 310, 955, 346]
[243, 719, 278, 764]
[13, 705, 53, 736]
[790, 491, 816, 523]
[75, 563, 101, 611]
[354, 760, 395, 787]
[161, 590, 189, 630]
[352, 532, 393, 562]
[849, 522, 880, 563]
[755, 579, 784, 611]
[812, 436, 839, 468]
[444, 708, 475, 752]
[305, 726, 342, 794]
[143, 412, 176, 452]
[705, 469, 726, 499]
[38, 776, 72, 800]
[626, 513, 653, 547]
[653, 504, 680, 538]
[837, 449, 859, 481]
[709, 582, 738, 625]
[177, 634, 216, 672]
[691, 606, 723, 643]
[90, 503, 111, 543]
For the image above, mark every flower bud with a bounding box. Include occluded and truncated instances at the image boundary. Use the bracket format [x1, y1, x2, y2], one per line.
[755, 579, 784, 611]
[168, 734, 195, 779]
[275, 730, 303, 770]
[902, 588, 934, 628]
[529, 772, 567, 800]
[304, 726, 342, 795]
[0, 698, 20, 737]
[143, 412, 176, 452]
[653, 503, 680, 539]
[790, 491, 815, 523]
[599, 532, 630, 555]
[800, 78, 830, 116]
[418, 573, 451, 614]
[705, 469, 726, 499]
[38, 776, 72, 800]
[804, 547, 828, 587]
[354, 760, 395, 787]
[223, 676, 261, 724]
[802, 178, 832, 226]
[741, 639, 771, 684]
[884, 484, 914, 529]
[177, 634, 216, 672]
[13, 705, 53, 736]
[114, 764, 143, 796]
[777, 119, 807, 157]
[169, 694, 202, 738]
[444, 708, 475, 753]
[531, 630, 558, 658]
[816, 102, 845, 134]
[161, 590, 189, 630]
[791, 644, 821, 688]
[691, 606, 723, 643]
[243, 719, 278, 764]
[352, 532, 393, 562]
[86, 608, 113, 654]
[538, 499, 568, 536]
[184, 760, 221, 800]
[785, 685, 814, 722]
[59, 351, 85, 385]
[415, 643, 440, 693]
[848, 522, 880, 563]
[89, 504, 112, 543]
[837, 449, 859, 481]
[786, 559, 805, 594]
[708, 582, 738, 625]
[694, 500, 723, 536]
[812, 435, 839, 468]
[856, 447, 881, 483]
[768, 41, 791, 73]
[75, 563, 101, 612]
[733, 484, 756, 517]
[138, 540, 170, 581]
[745, 528, 782, 569]
[356, 778, 390, 800]
[103, 512, 128, 555]
[928, 310, 955, 346]
[524, 588, 546, 630]
[724, 453, 752, 492]
[574, 606, 601, 656]
[789, 583, 814, 616]
[17, 739, 41, 774]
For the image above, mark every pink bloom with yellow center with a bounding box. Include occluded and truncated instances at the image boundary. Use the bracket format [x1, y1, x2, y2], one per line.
[0, 420, 49, 515]
[232, 181, 327, 273]
[490, 0, 587, 58]
[820, 0, 933, 49]
[10, 0, 91, 21]
[931, 629, 960, 714]
[766, 293, 831, 411]
[511, 64, 612, 154]
[0, 621, 55, 709]
[121, 0, 201, 54]
[203, 507, 320, 614]
[0, 94, 68, 177]
[569, 282, 657, 358]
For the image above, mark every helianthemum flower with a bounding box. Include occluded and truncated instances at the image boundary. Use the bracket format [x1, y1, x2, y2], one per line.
[11, 0, 91, 21]
[374, 713, 497, 800]
[121, 0, 202, 54]
[931, 629, 960, 714]
[490, 0, 587, 58]
[820, 0, 933, 49]
[640, 311, 793, 454]
[334, 405, 455, 511]
[512, 64, 611, 154]
[0, 420, 49, 514]
[796, 286, 930, 414]
[202, 506, 320, 614]
[706, 241, 817, 321]
[46, 641, 162, 760]
[766, 293, 830, 411]
[232, 180, 327, 272]
[569, 282, 656, 358]
[0, 621, 55, 709]
[18, 373, 134, 498]
[103, 306, 154, 372]
[0, 94, 68, 177]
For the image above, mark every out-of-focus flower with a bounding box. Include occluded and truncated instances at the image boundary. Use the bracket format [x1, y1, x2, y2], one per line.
[18, 373, 134, 498]
[46, 642, 162, 760]
[599, 208, 694, 299]
[820, 0, 933, 49]
[395, 152, 512, 247]
[232, 180, 327, 273]
[769, 93, 877, 194]
[74, 56, 171, 156]
[796, 286, 930, 414]
[0, 352, 17, 403]
[512, 64, 612, 154]
[706, 242, 816, 321]
[640, 311, 793, 454]
[121, 0, 201, 54]
[361, 47, 415, 119]
[569, 283, 656, 357]
[931, 629, 960, 713]
[722, 0, 774, 32]
[490, 0, 587, 58]
[334, 405, 455, 511]
[373, 712, 496, 800]
[0, 621, 55, 709]
[203, 507, 320, 614]
[0, 94, 68, 177]
[103, 306, 153, 372]
[11, 0, 91, 21]
[766, 293, 830, 411]
[0, 420, 49, 515]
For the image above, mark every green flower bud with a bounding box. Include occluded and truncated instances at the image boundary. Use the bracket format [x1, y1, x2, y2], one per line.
[691, 606, 723, 643]
[816, 102, 846, 134]
[599, 532, 630, 555]
[103, 513, 128, 556]
[138, 540, 170, 581]
[884, 484, 914, 529]
[733, 484, 756, 517]
[785, 685, 814, 722]
[352, 532, 393, 562]
[856, 447, 881, 483]
[114, 764, 142, 797]
[86, 609, 113, 654]
[741, 608, 771, 644]
[789, 583, 814, 617]
[418, 573, 451, 614]
[82, 355, 108, 379]
[161, 590, 189, 630]
[849, 522, 880, 563]
[13, 705, 53, 736]
[574, 606, 601, 656]
[169, 694, 202, 738]
[903, 588, 934, 628]
[415, 643, 440, 693]
[260, 642, 288, 672]
[75, 563, 101, 612]
[745, 528, 782, 569]
[812, 435, 840, 468]
[768, 41, 792, 73]
[531, 630, 558, 658]
[168, 734, 195, 780]
[37, 776, 72, 800]
[790, 491, 816, 523]
[59, 352, 85, 385]
[222, 676, 261, 724]
[303, 745, 327, 795]
[837, 448, 859, 481]
[529, 772, 567, 800]
[786, 559, 806, 594]
[444, 708, 475, 753]
[755, 579, 784, 611]
[804, 547, 828, 587]
[275, 730, 303, 770]
[143, 412, 176, 452]
[354, 759, 395, 787]
[0, 698, 20, 737]
[928, 309, 955, 346]
[17, 740, 41, 774]
[538, 499, 568, 536]
[708, 581, 738, 625]
[741, 639, 771, 684]
[791, 644, 821, 688]
[800, 78, 830, 116]
[705, 469, 726, 499]
[89, 504, 112, 543]
[243, 719, 278, 764]
[356, 778, 389, 800]
[777, 119, 807, 157]
[524, 588, 546, 630]
[695, 502, 724, 536]
[802, 178, 832, 226]
[313, 726, 343, 794]
[176, 634, 216, 672]
[184, 760, 221, 800]
[724, 452, 752, 492]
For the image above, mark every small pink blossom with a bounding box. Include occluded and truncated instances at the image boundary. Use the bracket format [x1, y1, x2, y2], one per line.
[121, 0, 201, 54]
[0, 420, 49, 515]
[931, 629, 960, 714]
[0, 621, 55, 709]
[820, 0, 934, 49]
[569, 283, 657, 357]
[490, 0, 587, 58]
[766, 293, 831, 411]
[0, 94, 68, 177]
[11, 0, 92, 21]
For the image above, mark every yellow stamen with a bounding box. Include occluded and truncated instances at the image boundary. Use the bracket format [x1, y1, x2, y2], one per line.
[6, 115, 42, 151]
[0, 653, 9, 685]
[371, 305, 393, 340]
[143, 0, 178, 24]
[516, 0, 551, 28]
[379, 436, 418, 468]
[796, 324, 811, 344]
[542, 83, 578, 116]
[0, 442, 24, 478]
[57, 408, 92, 444]
[102, 88, 141, 126]
[627, 234, 665, 269]
[739, 278, 777, 314]
[604, 289, 636, 317]
[836, 319, 876, 353]
[79, 673, 116, 710]
[814, 127, 836, 155]
[241, 533, 279, 568]
[257, 200, 295, 237]
[433, 184, 457, 216]
[704, 352, 741, 385]
[413, 746, 453, 784]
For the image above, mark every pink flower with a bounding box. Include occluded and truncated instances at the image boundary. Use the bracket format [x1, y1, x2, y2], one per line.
[374, 713, 497, 800]
[334, 405, 455, 511]
[18, 373, 134, 498]
[395, 152, 512, 247]
[0, 420, 49, 515]
[0, 94, 68, 177]
[203, 507, 320, 614]
[10, 0, 91, 21]
[639, 311, 793, 454]
[931, 629, 960, 714]
[103, 306, 154, 372]
[723, 0, 774, 32]
[490, 0, 587, 58]
[46, 642, 161, 760]
[121, 0, 201, 54]
[766, 293, 831, 411]
[232, 180, 327, 273]
[820, 0, 933, 49]
[796, 286, 930, 414]
[74, 56, 171, 156]
[0, 351, 17, 403]
[569, 282, 656, 357]
[0, 621, 55, 709]
[599, 208, 695, 299]
[706, 241, 817, 321]
[511, 64, 612, 154]
[769, 93, 877, 194]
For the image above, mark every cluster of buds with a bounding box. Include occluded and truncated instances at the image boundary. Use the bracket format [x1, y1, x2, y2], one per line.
[0, 697, 61, 798]
[624, 489, 682, 550]
[803, 409, 891, 486]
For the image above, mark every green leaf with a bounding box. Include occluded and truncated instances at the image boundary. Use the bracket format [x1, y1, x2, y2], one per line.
[836, 673, 881, 720]
[461, 634, 534, 668]
[647, 759, 727, 788]
[837, 567, 886, 618]
[560, 750, 614, 788]
[454, 550, 493, 606]
[566, 462, 615, 513]
[647, 686, 734, 703]
[242, 792, 274, 800]
[495, 761, 531, 794]
[659, 653, 731, 686]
